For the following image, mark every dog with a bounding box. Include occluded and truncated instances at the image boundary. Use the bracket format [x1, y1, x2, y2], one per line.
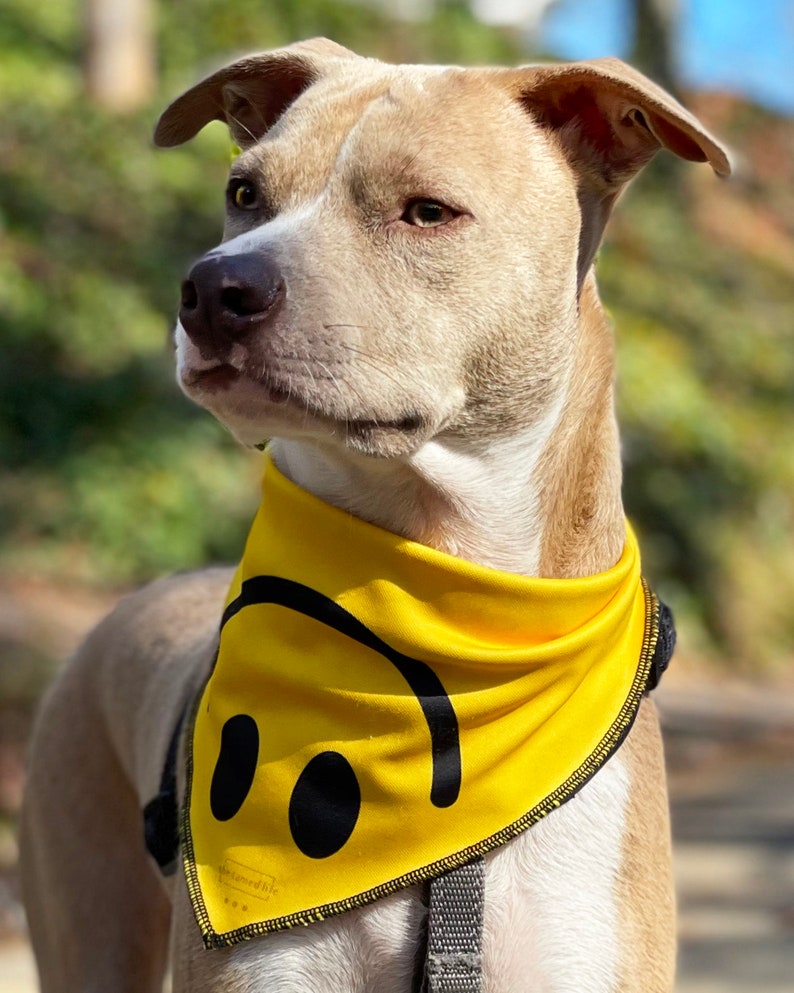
[20, 38, 729, 993]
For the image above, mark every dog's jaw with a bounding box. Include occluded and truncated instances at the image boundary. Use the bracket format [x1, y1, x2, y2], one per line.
[268, 400, 569, 578]
[267, 277, 624, 582]
[176, 318, 462, 458]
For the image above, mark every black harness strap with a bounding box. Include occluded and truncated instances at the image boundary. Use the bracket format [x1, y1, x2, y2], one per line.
[647, 599, 676, 692]
[143, 706, 186, 876]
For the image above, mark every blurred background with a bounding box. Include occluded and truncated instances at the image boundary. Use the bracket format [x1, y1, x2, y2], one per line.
[0, 1, 792, 990]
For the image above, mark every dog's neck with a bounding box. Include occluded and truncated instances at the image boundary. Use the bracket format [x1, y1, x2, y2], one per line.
[270, 281, 624, 581]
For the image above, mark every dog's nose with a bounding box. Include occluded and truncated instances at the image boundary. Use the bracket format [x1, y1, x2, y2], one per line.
[179, 251, 284, 353]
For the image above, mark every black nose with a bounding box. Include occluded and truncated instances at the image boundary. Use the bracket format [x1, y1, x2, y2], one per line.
[178, 251, 284, 354]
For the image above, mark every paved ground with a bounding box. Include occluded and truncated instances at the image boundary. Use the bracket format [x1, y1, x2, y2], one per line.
[1, 678, 792, 992]
[661, 680, 794, 993]
[673, 762, 794, 992]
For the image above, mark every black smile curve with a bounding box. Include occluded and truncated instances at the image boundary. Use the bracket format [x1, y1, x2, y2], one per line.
[221, 575, 461, 808]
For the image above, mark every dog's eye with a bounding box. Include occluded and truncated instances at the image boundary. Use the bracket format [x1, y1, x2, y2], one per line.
[228, 179, 259, 211]
[402, 200, 457, 228]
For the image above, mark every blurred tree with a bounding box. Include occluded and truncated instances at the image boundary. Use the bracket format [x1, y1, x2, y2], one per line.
[84, 0, 155, 110]
[627, 0, 687, 213]
[630, 0, 679, 96]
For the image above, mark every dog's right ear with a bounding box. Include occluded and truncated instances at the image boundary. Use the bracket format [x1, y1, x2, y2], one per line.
[154, 38, 356, 149]
[500, 58, 731, 287]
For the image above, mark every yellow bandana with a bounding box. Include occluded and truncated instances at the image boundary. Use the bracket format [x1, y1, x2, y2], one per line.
[183, 457, 661, 948]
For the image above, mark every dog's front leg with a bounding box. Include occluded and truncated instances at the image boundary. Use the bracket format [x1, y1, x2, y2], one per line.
[20, 654, 172, 993]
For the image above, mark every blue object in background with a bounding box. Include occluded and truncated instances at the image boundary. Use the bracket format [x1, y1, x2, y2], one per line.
[541, 0, 794, 115]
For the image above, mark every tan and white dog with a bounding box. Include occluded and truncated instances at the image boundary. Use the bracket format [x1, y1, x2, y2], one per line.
[20, 38, 729, 993]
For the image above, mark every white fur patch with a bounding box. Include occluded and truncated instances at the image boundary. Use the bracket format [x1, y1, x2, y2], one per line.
[407, 392, 568, 574]
[482, 754, 630, 991]
[212, 199, 325, 258]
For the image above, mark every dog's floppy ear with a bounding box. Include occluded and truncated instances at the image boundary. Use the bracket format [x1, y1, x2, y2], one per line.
[504, 58, 731, 282]
[512, 57, 731, 185]
[154, 37, 356, 149]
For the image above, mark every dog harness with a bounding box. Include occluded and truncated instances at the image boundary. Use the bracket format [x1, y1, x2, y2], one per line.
[145, 456, 674, 956]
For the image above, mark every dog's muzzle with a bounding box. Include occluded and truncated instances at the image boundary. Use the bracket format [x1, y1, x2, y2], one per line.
[179, 251, 284, 355]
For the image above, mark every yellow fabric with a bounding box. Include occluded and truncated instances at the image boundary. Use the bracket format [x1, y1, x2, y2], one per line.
[183, 456, 659, 948]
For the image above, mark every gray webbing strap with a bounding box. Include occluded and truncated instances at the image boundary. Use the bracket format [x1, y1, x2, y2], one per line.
[421, 857, 485, 993]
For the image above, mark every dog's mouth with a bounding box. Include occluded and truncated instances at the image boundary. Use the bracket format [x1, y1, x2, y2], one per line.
[182, 364, 311, 414]
[181, 362, 427, 447]
[183, 363, 241, 391]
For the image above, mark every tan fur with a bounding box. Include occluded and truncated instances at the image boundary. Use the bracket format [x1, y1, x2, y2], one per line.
[616, 699, 678, 990]
[535, 274, 624, 578]
[21, 40, 729, 993]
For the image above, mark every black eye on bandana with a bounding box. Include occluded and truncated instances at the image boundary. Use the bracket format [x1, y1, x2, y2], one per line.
[209, 714, 259, 822]
[208, 576, 461, 859]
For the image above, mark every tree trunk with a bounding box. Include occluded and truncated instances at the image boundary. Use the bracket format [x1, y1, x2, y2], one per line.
[84, 0, 156, 112]
[631, 0, 679, 97]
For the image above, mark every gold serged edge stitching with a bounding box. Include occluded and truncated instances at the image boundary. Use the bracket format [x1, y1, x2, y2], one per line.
[182, 582, 661, 949]
[180, 688, 217, 943]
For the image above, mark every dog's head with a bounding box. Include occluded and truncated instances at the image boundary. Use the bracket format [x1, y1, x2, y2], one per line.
[156, 39, 729, 458]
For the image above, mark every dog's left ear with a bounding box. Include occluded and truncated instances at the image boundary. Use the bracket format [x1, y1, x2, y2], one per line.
[512, 58, 730, 183]
[504, 58, 731, 281]
[154, 37, 357, 149]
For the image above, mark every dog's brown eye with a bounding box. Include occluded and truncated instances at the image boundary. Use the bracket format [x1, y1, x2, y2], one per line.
[228, 179, 259, 211]
[402, 200, 456, 228]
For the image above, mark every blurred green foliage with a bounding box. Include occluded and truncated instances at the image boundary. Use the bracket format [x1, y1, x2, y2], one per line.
[1, 0, 792, 667]
[604, 174, 794, 668]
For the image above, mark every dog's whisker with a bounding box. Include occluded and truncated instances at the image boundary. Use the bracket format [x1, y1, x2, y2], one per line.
[226, 111, 258, 145]
[313, 357, 371, 422]
[301, 359, 318, 393]
[339, 342, 417, 395]
[396, 150, 421, 181]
